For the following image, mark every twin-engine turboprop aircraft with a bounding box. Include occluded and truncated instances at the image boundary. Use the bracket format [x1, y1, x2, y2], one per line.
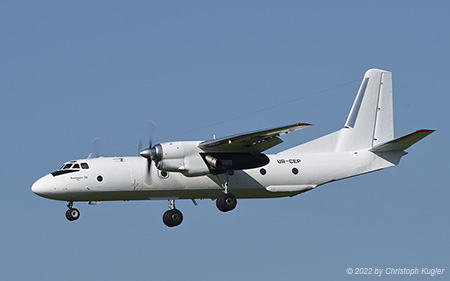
[32, 69, 434, 227]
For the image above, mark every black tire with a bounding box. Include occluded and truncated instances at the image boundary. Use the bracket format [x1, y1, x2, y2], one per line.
[162, 209, 183, 227]
[65, 208, 80, 221]
[216, 193, 237, 212]
[216, 194, 226, 212]
[65, 209, 73, 221]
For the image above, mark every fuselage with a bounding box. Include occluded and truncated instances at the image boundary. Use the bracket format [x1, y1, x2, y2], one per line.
[31, 147, 401, 202]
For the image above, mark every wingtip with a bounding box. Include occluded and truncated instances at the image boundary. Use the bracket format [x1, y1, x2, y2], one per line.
[416, 129, 435, 133]
[296, 122, 313, 127]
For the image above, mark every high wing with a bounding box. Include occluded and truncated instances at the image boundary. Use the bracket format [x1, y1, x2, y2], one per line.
[199, 123, 311, 154]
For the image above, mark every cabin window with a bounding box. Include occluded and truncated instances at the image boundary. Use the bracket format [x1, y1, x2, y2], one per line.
[292, 167, 299, 175]
[97, 175, 103, 182]
[260, 168, 267, 175]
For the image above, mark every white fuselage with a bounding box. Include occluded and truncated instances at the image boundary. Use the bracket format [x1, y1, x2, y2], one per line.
[29, 69, 432, 228]
[31, 147, 402, 202]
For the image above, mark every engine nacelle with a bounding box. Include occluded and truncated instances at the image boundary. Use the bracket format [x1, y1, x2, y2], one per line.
[155, 141, 211, 177]
[152, 141, 270, 177]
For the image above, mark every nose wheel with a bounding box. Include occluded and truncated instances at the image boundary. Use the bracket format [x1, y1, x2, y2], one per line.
[163, 209, 183, 227]
[162, 200, 183, 227]
[65, 201, 80, 221]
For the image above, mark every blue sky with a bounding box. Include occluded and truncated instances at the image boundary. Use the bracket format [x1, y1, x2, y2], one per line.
[1, 1, 448, 280]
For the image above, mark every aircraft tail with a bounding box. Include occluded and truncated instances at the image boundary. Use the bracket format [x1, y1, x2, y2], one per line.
[281, 68, 433, 155]
[337, 68, 394, 151]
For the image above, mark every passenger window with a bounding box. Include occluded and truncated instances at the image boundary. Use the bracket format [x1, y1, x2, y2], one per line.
[81, 163, 89, 169]
[73, 164, 80, 169]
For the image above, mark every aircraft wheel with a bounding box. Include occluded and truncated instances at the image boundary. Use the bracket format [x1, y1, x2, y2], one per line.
[216, 193, 237, 212]
[163, 209, 183, 227]
[65, 208, 80, 221]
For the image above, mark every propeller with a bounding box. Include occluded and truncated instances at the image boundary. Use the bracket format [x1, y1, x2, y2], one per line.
[93, 137, 101, 158]
[137, 138, 143, 157]
[139, 120, 159, 173]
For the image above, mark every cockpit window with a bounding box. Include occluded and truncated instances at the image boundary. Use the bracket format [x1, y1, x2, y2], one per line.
[53, 161, 85, 177]
[51, 170, 78, 177]
[59, 161, 88, 170]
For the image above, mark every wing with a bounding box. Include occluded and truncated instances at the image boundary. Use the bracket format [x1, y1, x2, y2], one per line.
[199, 123, 311, 154]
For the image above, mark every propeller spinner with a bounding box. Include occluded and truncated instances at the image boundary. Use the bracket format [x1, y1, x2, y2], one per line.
[140, 144, 163, 171]
[139, 121, 162, 172]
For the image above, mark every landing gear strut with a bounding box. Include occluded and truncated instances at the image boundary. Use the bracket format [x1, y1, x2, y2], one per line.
[162, 200, 183, 227]
[65, 201, 80, 221]
[216, 172, 238, 212]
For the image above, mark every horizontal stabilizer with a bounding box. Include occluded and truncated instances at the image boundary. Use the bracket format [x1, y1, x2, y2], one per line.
[370, 129, 434, 152]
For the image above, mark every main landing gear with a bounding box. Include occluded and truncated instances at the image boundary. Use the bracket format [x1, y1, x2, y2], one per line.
[215, 172, 237, 212]
[216, 193, 237, 212]
[65, 201, 80, 221]
[162, 200, 183, 227]
[160, 194, 237, 228]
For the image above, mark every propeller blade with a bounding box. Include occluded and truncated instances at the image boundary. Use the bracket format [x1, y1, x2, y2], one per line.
[147, 159, 152, 173]
[147, 120, 156, 149]
[139, 148, 151, 173]
[139, 120, 157, 176]
[93, 137, 101, 158]
[137, 138, 143, 157]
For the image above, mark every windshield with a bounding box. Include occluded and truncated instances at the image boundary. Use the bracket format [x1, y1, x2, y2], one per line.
[52, 161, 89, 176]
[59, 161, 89, 170]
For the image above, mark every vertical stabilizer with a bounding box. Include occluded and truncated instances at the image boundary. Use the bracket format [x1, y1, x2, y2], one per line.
[372, 71, 394, 146]
[279, 69, 395, 155]
[339, 69, 393, 151]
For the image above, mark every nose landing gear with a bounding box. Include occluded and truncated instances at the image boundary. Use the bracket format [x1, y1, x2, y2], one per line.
[162, 200, 183, 227]
[65, 201, 80, 221]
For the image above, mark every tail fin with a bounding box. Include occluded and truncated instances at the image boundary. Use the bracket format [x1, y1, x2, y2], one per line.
[280, 69, 433, 155]
[339, 69, 393, 151]
[281, 69, 394, 154]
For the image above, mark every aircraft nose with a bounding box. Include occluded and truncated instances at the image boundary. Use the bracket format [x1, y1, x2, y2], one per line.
[31, 174, 55, 198]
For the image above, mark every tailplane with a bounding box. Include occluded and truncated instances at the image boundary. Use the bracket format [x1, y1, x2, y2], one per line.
[370, 129, 435, 153]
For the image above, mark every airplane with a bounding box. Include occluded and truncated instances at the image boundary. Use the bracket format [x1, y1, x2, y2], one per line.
[31, 69, 434, 227]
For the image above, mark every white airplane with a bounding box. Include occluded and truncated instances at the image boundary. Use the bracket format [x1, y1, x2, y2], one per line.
[32, 69, 434, 227]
